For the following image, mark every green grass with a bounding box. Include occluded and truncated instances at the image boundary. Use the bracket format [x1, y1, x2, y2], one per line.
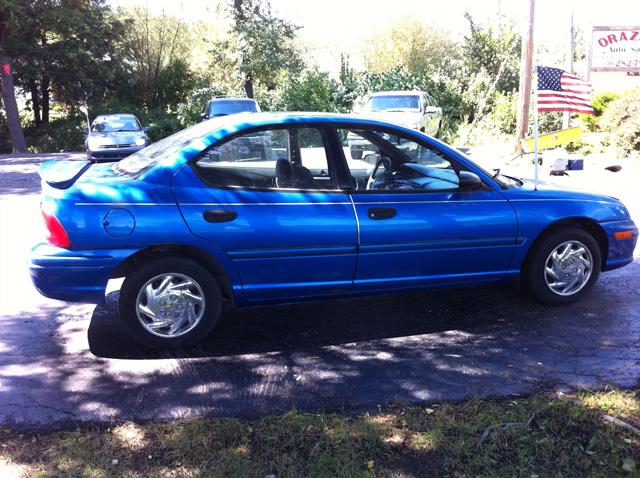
[1, 388, 638, 477]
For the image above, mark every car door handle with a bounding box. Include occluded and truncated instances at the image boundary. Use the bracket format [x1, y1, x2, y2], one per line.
[203, 209, 237, 223]
[367, 207, 397, 220]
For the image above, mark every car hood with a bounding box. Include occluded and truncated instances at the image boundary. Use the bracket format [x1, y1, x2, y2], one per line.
[359, 111, 423, 127]
[87, 131, 145, 146]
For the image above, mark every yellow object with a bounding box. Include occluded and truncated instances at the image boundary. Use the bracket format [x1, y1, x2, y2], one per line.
[520, 126, 582, 153]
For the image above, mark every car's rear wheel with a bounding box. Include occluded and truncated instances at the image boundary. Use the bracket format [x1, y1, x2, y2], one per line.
[119, 257, 221, 349]
[523, 228, 601, 305]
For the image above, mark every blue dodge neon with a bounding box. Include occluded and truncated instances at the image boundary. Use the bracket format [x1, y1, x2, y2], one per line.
[30, 113, 638, 349]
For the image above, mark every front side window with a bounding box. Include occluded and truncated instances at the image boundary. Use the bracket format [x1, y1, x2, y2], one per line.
[340, 128, 465, 192]
[194, 127, 339, 190]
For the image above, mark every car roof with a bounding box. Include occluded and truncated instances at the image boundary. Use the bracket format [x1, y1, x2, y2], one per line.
[369, 91, 424, 97]
[94, 113, 139, 121]
[210, 97, 256, 102]
[200, 112, 429, 135]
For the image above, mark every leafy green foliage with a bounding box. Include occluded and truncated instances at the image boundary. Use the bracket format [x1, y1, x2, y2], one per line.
[117, 7, 196, 110]
[600, 90, 640, 157]
[212, 0, 303, 97]
[582, 91, 621, 132]
[23, 113, 86, 153]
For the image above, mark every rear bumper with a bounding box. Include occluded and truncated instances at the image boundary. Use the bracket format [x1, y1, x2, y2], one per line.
[30, 243, 138, 303]
[601, 219, 638, 271]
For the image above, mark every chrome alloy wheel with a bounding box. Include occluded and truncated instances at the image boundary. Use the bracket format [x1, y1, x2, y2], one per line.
[544, 240, 593, 296]
[135, 273, 205, 338]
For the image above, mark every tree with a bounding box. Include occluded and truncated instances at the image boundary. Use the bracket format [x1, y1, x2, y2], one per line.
[7, 1, 125, 126]
[118, 7, 195, 111]
[364, 18, 459, 79]
[214, 0, 303, 98]
[0, 0, 27, 152]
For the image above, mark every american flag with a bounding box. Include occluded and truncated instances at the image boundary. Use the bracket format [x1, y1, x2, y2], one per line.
[536, 66, 594, 115]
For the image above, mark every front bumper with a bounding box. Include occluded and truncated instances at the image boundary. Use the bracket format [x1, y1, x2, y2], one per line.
[30, 243, 138, 303]
[87, 145, 144, 162]
[601, 219, 638, 271]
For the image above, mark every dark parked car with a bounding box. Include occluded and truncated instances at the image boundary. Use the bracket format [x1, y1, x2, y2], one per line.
[32, 113, 638, 349]
[85, 114, 150, 162]
[201, 97, 260, 120]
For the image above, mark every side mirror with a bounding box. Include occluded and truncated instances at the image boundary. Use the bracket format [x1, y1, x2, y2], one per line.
[459, 171, 483, 189]
[200, 112, 207, 120]
[425, 105, 439, 114]
[83, 126, 89, 134]
[143, 126, 150, 133]
[363, 153, 381, 164]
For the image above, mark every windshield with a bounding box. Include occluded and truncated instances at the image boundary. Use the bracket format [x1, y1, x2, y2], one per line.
[366, 95, 421, 112]
[92, 116, 141, 132]
[209, 100, 257, 117]
[114, 118, 229, 176]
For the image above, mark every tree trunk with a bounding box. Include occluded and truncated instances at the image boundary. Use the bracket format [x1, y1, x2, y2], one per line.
[40, 34, 49, 124]
[41, 71, 49, 124]
[0, 54, 28, 153]
[243, 72, 254, 99]
[29, 78, 41, 126]
[233, 0, 254, 99]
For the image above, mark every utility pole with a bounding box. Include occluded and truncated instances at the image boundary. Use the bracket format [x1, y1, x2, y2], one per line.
[562, 5, 575, 129]
[515, 0, 536, 154]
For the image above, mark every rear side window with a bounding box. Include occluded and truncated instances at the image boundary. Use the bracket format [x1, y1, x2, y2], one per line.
[193, 127, 340, 190]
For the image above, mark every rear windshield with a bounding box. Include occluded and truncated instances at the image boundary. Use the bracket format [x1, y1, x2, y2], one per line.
[366, 95, 421, 112]
[114, 119, 228, 176]
[209, 100, 257, 116]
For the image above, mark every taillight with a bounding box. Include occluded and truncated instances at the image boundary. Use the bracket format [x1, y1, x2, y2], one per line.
[41, 205, 71, 248]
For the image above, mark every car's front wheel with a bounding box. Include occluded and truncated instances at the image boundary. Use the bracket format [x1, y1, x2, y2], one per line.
[523, 228, 601, 305]
[119, 257, 221, 349]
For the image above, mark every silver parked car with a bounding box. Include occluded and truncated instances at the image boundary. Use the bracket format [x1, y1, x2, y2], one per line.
[85, 114, 150, 162]
[201, 97, 260, 120]
[349, 91, 442, 159]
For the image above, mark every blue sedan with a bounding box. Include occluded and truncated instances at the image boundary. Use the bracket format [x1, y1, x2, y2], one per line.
[31, 113, 638, 348]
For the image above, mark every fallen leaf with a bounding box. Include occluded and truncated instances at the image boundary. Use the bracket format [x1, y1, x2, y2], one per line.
[112, 459, 118, 465]
[425, 408, 434, 414]
[367, 460, 374, 470]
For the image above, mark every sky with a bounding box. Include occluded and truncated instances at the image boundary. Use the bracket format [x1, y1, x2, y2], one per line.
[109, 0, 640, 74]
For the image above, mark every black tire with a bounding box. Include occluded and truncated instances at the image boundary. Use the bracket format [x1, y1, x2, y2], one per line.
[522, 228, 601, 305]
[119, 257, 221, 349]
[350, 147, 363, 159]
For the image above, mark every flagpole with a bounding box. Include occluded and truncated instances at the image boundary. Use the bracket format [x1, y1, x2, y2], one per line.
[533, 66, 539, 191]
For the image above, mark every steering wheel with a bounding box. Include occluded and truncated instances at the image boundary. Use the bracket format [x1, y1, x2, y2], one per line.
[366, 155, 394, 190]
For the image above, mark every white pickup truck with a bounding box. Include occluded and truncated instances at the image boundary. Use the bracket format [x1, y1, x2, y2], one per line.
[349, 90, 443, 159]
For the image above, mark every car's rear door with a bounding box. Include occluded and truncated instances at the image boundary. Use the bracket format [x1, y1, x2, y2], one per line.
[172, 124, 358, 303]
[336, 126, 518, 292]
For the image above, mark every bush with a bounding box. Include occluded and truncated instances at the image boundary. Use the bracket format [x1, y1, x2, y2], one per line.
[23, 114, 86, 153]
[141, 110, 183, 142]
[600, 90, 640, 158]
[581, 91, 620, 132]
[176, 82, 230, 127]
[0, 106, 10, 154]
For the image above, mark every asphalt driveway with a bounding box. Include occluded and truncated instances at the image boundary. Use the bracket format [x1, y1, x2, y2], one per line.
[1, 154, 639, 428]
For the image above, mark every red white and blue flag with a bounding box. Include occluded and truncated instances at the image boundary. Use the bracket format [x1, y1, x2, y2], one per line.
[536, 66, 594, 115]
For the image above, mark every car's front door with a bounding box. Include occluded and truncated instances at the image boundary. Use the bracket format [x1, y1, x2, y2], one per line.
[172, 125, 357, 302]
[337, 127, 518, 292]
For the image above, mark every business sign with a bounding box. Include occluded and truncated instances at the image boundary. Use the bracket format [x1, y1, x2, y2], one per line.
[590, 26, 640, 72]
